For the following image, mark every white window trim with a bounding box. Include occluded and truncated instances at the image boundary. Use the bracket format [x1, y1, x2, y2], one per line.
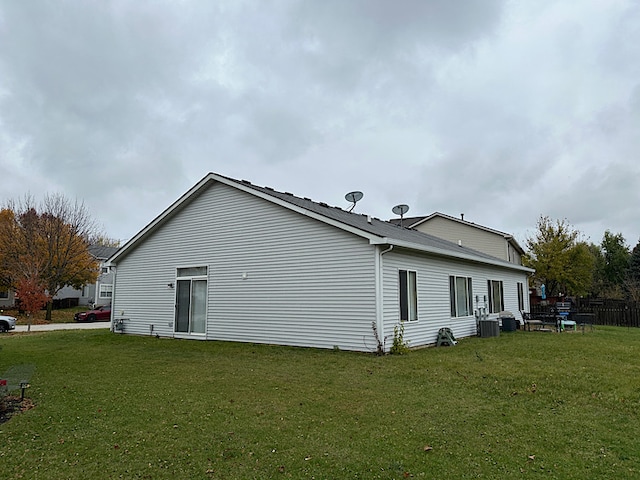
[99, 284, 113, 299]
[174, 266, 208, 336]
[450, 276, 473, 318]
[488, 279, 504, 314]
[399, 269, 418, 322]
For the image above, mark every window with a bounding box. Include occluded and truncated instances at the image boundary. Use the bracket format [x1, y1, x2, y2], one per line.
[449, 276, 473, 317]
[101, 267, 109, 274]
[399, 270, 418, 322]
[177, 266, 207, 277]
[517, 282, 525, 312]
[99, 284, 113, 299]
[0, 288, 8, 299]
[175, 266, 208, 334]
[488, 280, 504, 313]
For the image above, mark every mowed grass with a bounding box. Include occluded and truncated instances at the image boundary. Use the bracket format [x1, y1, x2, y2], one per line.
[1, 327, 639, 479]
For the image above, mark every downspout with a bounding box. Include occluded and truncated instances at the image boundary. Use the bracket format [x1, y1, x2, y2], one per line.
[109, 266, 117, 333]
[375, 245, 394, 352]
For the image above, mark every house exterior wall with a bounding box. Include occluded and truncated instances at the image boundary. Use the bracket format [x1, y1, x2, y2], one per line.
[112, 182, 378, 351]
[95, 269, 115, 305]
[413, 217, 509, 261]
[53, 265, 114, 306]
[54, 285, 90, 304]
[381, 248, 530, 347]
[507, 243, 522, 265]
[0, 288, 15, 308]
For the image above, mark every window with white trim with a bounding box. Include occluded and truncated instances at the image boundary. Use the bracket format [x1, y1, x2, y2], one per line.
[517, 282, 525, 312]
[488, 280, 504, 313]
[99, 284, 113, 299]
[399, 270, 418, 322]
[449, 276, 473, 317]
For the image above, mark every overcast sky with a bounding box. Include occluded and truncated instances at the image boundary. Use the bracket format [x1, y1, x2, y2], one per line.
[1, 0, 639, 249]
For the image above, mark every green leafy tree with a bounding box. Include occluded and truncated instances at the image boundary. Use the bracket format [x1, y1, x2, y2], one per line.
[625, 239, 640, 301]
[587, 242, 606, 297]
[599, 231, 629, 298]
[523, 216, 594, 297]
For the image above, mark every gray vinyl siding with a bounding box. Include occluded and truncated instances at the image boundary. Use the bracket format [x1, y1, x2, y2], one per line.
[382, 248, 529, 347]
[414, 217, 511, 262]
[0, 289, 14, 308]
[112, 182, 377, 351]
[507, 243, 523, 265]
[53, 262, 114, 306]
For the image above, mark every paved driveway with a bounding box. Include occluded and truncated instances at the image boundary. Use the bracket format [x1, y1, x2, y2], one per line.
[12, 322, 111, 333]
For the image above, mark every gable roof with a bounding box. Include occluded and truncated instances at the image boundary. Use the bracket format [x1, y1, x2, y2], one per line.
[88, 245, 119, 260]
[107, 173, 532, 273]
[390, 212, 525, 255]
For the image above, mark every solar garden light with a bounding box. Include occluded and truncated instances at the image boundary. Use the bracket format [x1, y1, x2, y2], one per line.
[20, 380, 29, 401]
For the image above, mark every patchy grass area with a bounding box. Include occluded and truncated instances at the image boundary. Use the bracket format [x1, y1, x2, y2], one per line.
[1, 327, 639, 479]
[1, 306, 87, 325]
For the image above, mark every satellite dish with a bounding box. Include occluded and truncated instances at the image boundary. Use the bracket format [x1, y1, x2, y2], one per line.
[345, 191, 364, 212]
[392, 204, 410, 227]
[392, 204, 409, 216]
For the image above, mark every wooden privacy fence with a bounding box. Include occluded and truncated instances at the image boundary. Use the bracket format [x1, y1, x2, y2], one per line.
[578, 305, 640, 328]
[531, 301, 640, 328]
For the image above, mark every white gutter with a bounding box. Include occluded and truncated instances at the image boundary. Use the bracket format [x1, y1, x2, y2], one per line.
[109, 266, 116, 333]
[369, 237, 535, 273]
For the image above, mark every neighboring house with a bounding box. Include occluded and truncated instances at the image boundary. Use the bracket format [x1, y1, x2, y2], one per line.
[105, 173, 533, 352]
[0, 286, 15, 309]
[390, 212, 525, 265]
[54, 245, 119, 306]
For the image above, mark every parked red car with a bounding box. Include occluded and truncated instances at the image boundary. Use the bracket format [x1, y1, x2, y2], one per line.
[74, 305, 111, 322]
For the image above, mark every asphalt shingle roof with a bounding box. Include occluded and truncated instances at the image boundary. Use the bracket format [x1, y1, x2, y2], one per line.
[88, 245, 119, 260]
[108, 172, 531, 273]
[220, 175, 524, 269]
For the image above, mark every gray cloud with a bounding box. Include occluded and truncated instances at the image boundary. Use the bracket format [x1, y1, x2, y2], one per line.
[1, 0, 639, 248]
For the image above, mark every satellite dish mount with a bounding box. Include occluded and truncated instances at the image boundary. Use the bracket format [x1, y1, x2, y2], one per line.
[344, 191, 364, 213]
[392, 204, 410, 227]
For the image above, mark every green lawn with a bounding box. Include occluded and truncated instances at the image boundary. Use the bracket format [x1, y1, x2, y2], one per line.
[1, 327, 639, 479]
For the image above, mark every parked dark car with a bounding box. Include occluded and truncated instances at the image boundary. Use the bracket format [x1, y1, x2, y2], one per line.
[74, 305, 111, 322]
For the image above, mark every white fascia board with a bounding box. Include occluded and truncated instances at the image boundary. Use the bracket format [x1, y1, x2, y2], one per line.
[370, 237, 535, 273]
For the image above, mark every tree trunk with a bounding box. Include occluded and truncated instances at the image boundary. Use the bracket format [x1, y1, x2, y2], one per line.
[45, 300, 53, 321]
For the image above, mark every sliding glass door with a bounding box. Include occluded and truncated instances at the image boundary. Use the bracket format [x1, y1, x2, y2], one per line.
[175, 267, 207, 334]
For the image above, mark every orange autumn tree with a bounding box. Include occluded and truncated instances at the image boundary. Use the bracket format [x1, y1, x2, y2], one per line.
[0, 208, 16, 291]
[15, 276, 50, 327]
[0, 195, 100, 320]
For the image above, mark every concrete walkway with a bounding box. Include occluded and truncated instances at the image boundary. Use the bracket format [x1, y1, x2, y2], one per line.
[12, 322, 111, 333]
